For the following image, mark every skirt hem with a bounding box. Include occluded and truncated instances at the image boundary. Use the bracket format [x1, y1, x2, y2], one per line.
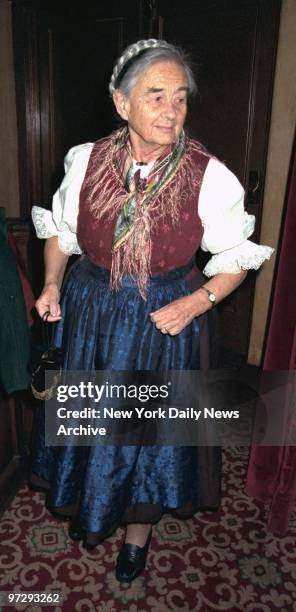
[29, 471, 220, 547]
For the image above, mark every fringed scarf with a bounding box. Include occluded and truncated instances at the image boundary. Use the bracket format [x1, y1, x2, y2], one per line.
[85, 127, 204, 298]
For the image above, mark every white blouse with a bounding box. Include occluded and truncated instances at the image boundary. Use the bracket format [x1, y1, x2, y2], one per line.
[32, 143, 274, 276]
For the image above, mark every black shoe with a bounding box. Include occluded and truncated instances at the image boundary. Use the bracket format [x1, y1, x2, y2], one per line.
[69, 521, 117, 549]
[115, 529, 152, 583]
[68, 521, 84, 542]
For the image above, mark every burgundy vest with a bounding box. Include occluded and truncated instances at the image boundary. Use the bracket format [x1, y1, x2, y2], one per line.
[77, 134, 210, 274]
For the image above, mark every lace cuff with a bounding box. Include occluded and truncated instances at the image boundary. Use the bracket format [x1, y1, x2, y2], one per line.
[32, 206, 57, 238]
[203, 240, 274, 277]
[57, 235, 83, 256]
[32, 205, 83, 256]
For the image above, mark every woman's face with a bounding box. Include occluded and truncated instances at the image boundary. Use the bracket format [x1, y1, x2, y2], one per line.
[113, 61, 189, 158]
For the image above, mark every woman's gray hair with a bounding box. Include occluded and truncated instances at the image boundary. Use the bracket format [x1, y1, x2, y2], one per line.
[109, 39, 197, 97]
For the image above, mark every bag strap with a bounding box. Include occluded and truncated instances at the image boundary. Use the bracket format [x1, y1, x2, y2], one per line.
[42, 311, 57, 350]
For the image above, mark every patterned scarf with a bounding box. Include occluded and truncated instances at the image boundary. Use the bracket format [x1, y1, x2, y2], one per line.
[86, 127, 201, 298]
[111, 128, 186, 252]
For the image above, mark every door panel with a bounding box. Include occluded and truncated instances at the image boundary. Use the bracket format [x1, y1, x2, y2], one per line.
[161, 3, 256, 181]
[40, 16, 124, 197]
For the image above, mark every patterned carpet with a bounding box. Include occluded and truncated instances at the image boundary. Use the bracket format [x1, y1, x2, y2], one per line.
[0, 447, 296, 612]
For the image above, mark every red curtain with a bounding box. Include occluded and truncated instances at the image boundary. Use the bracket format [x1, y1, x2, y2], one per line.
[246, 134, 296, 535]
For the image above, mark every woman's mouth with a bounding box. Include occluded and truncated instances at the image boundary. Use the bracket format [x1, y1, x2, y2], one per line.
[156, 126, 174, 132]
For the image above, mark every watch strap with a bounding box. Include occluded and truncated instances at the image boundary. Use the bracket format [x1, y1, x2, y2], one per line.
[199, 285, 216, 306]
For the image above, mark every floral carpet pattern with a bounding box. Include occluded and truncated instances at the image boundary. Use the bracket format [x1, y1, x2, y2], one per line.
[0, 447, 296, 612]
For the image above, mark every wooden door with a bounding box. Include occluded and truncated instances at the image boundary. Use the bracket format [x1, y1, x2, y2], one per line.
[13, 0, 143, 294]
[155, 0, 281, 363]
[13, 0, 280, 362]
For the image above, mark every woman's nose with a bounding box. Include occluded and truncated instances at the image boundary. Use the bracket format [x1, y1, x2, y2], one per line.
[162, 99, 177, 119]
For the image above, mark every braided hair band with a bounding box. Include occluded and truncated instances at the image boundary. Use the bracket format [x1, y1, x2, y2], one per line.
[109, 39, 174, 95]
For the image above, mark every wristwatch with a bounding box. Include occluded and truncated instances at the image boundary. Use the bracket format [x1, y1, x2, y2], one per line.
[199, 286, 216, 307]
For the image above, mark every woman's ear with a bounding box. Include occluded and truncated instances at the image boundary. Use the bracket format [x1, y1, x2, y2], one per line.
[112, 90, 130, 121]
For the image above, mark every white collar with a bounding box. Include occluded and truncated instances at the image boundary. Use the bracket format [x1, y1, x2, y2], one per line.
[132, 158, 156, 179]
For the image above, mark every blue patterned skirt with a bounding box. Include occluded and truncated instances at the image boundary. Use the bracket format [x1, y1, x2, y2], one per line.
[31, 257, 221, 544]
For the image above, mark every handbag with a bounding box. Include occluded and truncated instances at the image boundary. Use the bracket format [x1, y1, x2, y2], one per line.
[31, 311, 62, 400]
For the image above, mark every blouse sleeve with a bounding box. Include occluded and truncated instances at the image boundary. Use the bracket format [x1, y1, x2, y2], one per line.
[198, 158, 274, 277]
[31, 142, 94, 255]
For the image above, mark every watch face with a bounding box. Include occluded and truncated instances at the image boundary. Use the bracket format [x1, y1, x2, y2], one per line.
[209, 293, 216, 302]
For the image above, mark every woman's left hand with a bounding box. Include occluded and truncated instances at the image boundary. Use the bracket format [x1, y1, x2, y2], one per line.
[150, 293, 208, 336]
[150, 271, 248, 336]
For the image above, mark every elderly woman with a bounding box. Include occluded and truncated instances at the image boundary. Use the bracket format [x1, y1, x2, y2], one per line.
[31, 39, 273, 582]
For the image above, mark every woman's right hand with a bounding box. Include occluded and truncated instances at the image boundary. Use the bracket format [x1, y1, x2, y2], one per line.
[35, 282, 62, 322]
